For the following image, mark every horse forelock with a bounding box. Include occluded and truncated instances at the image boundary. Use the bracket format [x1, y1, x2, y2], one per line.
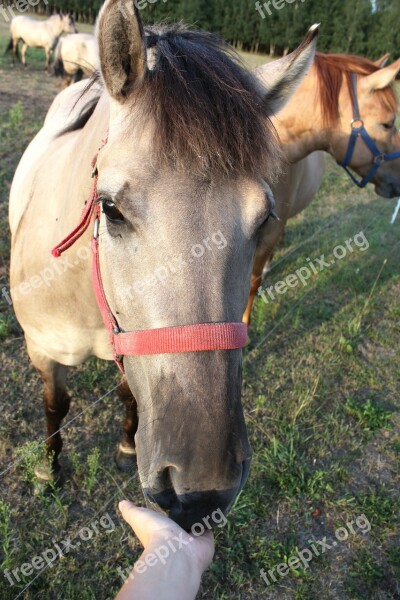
[314, 53, 398, 126]
[64, 25, 282, 180]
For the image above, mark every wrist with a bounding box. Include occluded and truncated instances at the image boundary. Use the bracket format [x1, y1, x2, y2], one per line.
[143, 540, 203, 580]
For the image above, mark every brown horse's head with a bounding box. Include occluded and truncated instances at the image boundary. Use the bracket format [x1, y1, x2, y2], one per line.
[315, 53, 400, 198]
[94, 0, 317, 528]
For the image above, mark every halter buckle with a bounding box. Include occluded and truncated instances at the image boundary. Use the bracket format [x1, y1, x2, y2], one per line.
[351, 118, 364, 130]
[93, 217, 100, 240]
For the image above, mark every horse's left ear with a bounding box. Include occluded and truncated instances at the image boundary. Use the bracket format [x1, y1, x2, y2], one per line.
[97, 0, 147, 104]
[255, 24, 319, 116]
[373, 53, 391, 68]
[361, 58, 400, 92]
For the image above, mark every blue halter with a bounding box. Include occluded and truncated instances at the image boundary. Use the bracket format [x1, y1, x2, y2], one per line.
[338, 73, 400, 188]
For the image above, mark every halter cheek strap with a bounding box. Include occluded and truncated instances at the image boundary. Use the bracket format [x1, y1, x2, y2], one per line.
[338, 73, 400, 188]
[51, 136, 247, 373]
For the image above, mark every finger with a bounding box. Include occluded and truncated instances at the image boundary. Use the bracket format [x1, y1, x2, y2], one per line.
[118, 500, 177, 547]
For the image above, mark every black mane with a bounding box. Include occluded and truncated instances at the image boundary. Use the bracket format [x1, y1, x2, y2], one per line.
[62, 24, 282, 178]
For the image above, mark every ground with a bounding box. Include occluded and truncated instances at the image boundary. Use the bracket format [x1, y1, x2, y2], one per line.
[0, 16, 399, 600]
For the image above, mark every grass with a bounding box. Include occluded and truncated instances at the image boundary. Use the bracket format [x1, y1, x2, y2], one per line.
[0, 14, 399, 600]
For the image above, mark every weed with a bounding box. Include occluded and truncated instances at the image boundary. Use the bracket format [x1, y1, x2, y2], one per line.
[259, 429, 332, 500]
[344, 398, 393, 433]
[15, 441, 47, 484]
[84, 448, 101, 493]
[8, 102, 23, 130]
[356, 489, 398, 528]
[345, 550, 384, 595]
[0, 500, 12, 569]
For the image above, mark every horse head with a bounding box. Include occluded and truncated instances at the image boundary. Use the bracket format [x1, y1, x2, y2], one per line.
[316, 54, 400, 197]
[88, 0, 318, 528]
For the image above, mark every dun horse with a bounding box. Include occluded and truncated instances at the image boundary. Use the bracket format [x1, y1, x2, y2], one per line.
[53, 33, 98, 86]
[9, 0, 318, 528]
[7, 14, 77, 71]
[243, 52, 400, 323]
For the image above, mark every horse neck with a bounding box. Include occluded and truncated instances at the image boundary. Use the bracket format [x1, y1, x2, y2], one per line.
[48, 16, 64, 37]
[272, 66, 331, 163]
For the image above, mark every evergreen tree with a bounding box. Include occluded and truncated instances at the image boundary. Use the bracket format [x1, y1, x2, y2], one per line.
[16, 0, 398, 60]
[372, 0, 400, 59]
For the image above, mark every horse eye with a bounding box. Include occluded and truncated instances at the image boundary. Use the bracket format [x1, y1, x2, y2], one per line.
[101, 198, 124, 223]
[382, 121, 395, 131]
[259, 189, 278, 229]
[260, 210, 278, 229]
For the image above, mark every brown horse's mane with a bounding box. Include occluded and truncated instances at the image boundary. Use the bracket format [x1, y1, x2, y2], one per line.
[63, 24, 282, 179]
[314, 52, 398, 126]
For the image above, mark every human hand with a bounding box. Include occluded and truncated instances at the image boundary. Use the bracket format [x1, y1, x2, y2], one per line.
[118, 500, 215, 576]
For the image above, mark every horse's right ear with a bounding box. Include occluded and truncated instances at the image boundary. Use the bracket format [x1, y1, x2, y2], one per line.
[97, 0, 147, 104]
[361, 58, 400, 93]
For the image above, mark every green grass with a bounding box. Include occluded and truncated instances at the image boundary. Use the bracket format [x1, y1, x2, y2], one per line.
[0, 14, 399, 600]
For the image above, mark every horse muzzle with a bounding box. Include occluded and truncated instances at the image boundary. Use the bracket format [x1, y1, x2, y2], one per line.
[143, 458, 251, 531]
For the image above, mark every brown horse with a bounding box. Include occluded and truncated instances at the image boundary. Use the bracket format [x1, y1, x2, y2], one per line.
[243, 52, 400, 323]
[9, 0, 318, 528]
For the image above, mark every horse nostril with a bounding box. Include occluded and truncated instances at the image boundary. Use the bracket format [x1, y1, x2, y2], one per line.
[144, 459, 251, 531]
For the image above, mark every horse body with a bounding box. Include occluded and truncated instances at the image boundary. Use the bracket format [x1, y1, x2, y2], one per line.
[53, 33, 98, 85]
[10, 81, 109, 365]
[9, 0, 318, 527]
[243, 52, 400, 323]
[9, 14, 77, 70]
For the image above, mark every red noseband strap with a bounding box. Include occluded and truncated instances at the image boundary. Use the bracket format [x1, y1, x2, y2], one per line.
[52, 136, 247, 372]
[114, 323, 248, 356]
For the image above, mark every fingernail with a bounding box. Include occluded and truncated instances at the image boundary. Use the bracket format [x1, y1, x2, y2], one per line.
[119, 499, 131, 511]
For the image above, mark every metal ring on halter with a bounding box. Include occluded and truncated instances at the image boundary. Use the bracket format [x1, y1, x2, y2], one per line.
[351, 118, 364, 129]
[374, 153, 386, 164]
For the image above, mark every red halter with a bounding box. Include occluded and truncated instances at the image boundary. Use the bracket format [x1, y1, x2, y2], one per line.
[51, 136, 247, 373]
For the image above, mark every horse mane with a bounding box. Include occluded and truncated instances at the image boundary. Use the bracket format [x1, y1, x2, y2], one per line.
[314, 52, 398, 126]
[62, 24, 282, 179]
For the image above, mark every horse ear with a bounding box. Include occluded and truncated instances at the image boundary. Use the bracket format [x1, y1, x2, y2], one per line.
[97, 0, 147, 103]
[373, 53, 391, 68]
[254, 24, 319, 116]
[361, 58, 400, 93]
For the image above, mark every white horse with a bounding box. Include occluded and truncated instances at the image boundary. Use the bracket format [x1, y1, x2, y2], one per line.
[53, 33, 98, 86]
[8, 14, 77, 71]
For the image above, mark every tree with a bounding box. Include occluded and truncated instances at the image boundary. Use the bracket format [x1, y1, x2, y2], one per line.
[17, 0, 399, 60]
[370, 0, 400, 59]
